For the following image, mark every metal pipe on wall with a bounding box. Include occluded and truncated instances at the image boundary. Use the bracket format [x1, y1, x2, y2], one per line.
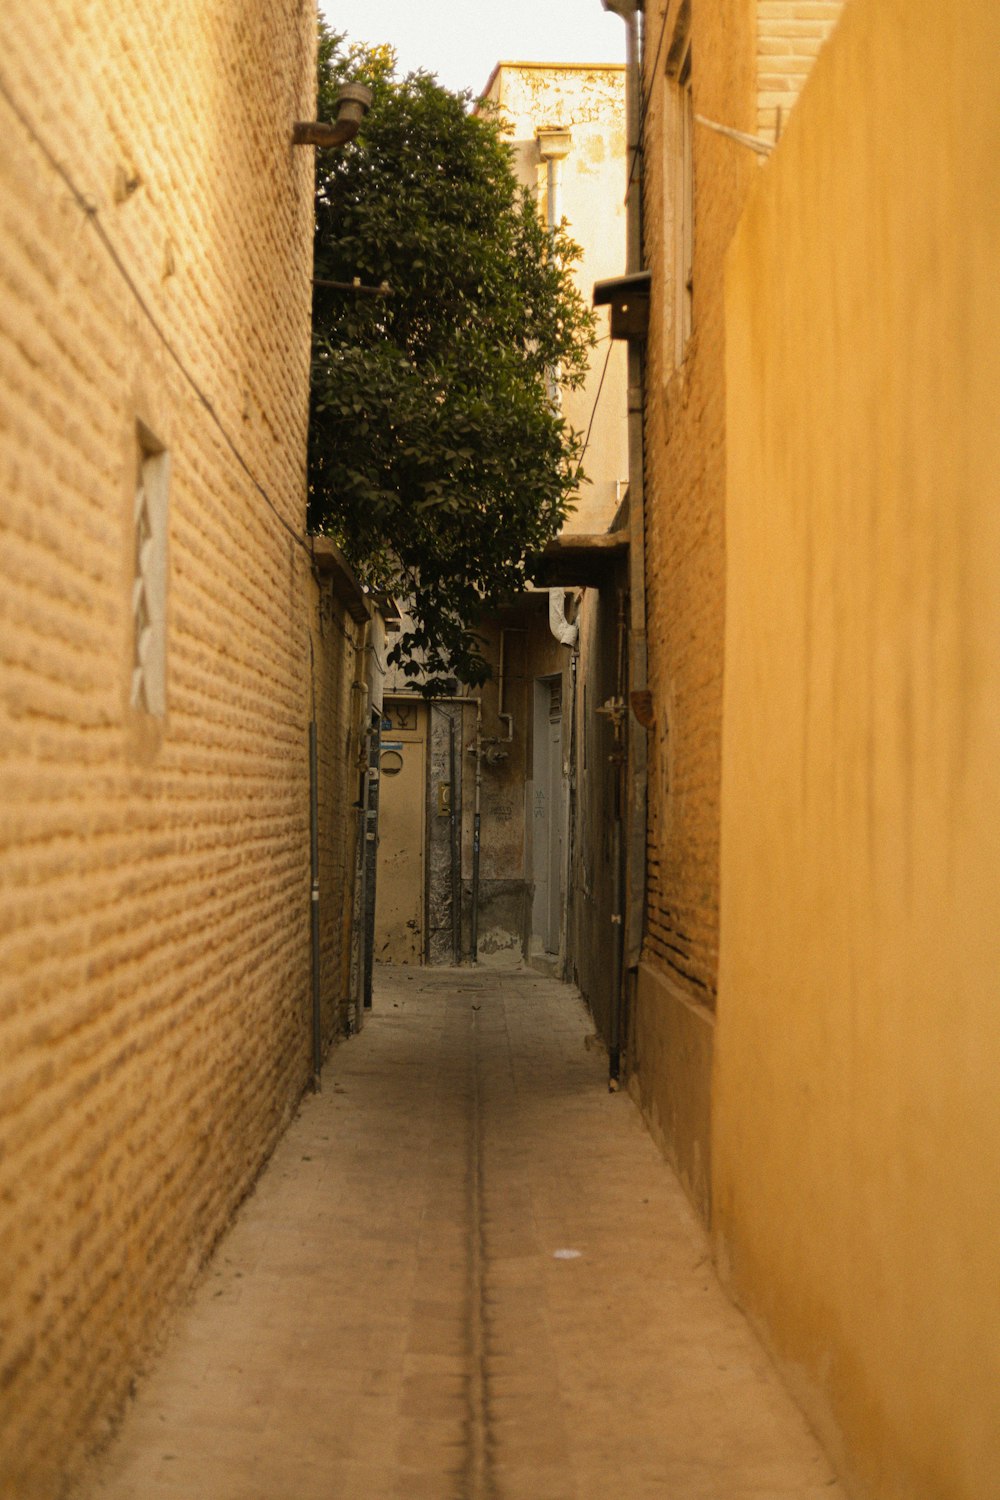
[308, 720, 322, 1089]
[448, 713, 461, 965]
[565, 648, 580, 982]
[603, 0, 649, 976]
[609, 817, 624, 1083]
[362, 711, 381, 1012]
[609, 591, 629, 1086]
[471, 699, 483, 963]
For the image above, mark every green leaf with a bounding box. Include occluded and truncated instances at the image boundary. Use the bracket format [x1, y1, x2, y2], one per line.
[308, 21, 595, 685]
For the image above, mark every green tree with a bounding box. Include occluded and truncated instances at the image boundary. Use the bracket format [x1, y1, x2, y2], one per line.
[309, 27, 595, 688]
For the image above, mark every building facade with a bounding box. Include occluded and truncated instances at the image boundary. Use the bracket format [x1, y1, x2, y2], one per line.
[627, 0, 1000, 1493]
[0, 5, 370, 1492]
[372, 62, 630, 1009]
[629, 0, 843, 1214]
[716, 0, 1000, 1492]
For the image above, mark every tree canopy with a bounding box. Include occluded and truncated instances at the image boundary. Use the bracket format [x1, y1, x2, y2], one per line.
[308, 28, 595, 687]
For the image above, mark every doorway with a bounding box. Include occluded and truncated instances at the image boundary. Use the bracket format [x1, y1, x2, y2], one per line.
[531, 676, 565, 956]
[374, 699, 427, 964]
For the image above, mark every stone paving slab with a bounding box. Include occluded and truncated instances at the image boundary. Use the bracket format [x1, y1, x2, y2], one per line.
[79, 967, 844, 1499]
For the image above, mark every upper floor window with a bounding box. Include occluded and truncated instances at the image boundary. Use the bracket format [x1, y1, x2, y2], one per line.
[663, 7, 693, 370]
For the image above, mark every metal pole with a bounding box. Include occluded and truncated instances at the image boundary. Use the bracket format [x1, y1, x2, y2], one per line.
[604, 0, 649, 974]
[308, 720, 322, 1089]
[471, 700, 482, 964]
[609, 816, 623, 1086]
[608, 590, 628, 1088]
[449, 714, 461, 965]
[363, 714, 380, 1010]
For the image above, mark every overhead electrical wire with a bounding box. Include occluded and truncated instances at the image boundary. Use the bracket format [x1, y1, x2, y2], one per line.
[0, 69, 315, 564]
[624, 1, 674, 205]
[573, 335, 615, 487]
[1, 67, 619, 616]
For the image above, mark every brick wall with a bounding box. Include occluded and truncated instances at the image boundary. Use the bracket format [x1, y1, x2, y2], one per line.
[757, 0, 846, 139]
[641, 0, 759, 1007]
[0, 4, 362, 1494]
[632, 0, 843, 1212]
[640, 0, 845, 1007]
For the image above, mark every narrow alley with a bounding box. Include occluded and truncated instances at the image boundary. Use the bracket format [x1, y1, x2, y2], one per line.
[84, 969, 841, 1500]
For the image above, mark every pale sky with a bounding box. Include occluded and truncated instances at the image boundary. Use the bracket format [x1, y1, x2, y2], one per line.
[318, 1, 626, 96]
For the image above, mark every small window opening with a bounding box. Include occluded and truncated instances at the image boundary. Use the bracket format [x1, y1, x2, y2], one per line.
[131, 424, 169, 715]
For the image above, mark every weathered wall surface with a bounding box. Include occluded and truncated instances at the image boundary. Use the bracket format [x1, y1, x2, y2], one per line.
[0, 4, 361, 1494]
[380, 63, 629, 973]
[480, 63, 631, 992]
[473, 616, 534, 966]
[484, 63, 629, 535]
[717, 1, 1000, 1493]
[641, 0, 757, 1006]
[313, 550, 373, 1035]
[633, 0, 842, 1219]
[633, 0, 759, 1217]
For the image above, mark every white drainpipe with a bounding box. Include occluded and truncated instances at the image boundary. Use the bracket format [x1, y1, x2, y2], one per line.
[548, 589, 578, 649]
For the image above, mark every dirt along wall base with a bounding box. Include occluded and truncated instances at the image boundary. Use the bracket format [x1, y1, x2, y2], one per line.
[629, 959, 715, 1224]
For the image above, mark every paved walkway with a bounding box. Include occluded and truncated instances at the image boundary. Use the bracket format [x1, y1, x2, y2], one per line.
[83, 968, 843, 1500]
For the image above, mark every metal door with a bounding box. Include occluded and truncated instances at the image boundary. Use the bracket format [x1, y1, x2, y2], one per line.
[374, 701, 427, 964]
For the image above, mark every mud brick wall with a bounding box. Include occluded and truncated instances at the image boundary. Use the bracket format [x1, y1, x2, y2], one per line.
[640, 0, 759, 1007]
[0, 4, 361, 1494]
[631, 0, 843, 1217]
[639, 0, 845, 1008]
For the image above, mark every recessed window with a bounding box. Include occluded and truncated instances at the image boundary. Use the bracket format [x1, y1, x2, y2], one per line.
[131, 425, 169, 715]
[664, 7, 694, 370]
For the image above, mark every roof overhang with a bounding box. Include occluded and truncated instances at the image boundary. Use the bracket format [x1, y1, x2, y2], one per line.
[593, 270, 651, 340]
[530, 529, 630, 588]
[311, 537, 371, 624]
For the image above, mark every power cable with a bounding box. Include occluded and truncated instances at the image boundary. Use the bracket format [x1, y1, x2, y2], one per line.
[0, 69, 313, 562]
[573, 336, 615, 486]
[624, 1, 674, 206]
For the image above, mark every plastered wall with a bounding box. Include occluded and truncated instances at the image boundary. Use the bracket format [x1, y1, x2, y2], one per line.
[633, 0, 842, 1220]
[717, 0, 1000, 1493]
[0, 5, 361, 1494]
[483, 63, 629, 535]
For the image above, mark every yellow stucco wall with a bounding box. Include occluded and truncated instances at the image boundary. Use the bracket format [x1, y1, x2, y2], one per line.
[0, 4, 363, 1493]
[635, 0, 842, 1219]
[717, 0, 1000, 1493]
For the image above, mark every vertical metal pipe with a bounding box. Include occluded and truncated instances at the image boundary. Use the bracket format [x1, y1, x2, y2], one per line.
[354, 794, 367, 1025]
[609, 817, 623, 1085]
[309, 720, 322, 1089]
[604, 0, 649, 974]
[564, 650, 579, 977]
[546, 155, 561, 234]
[449, 714, 461, 965]
[609, 590, 628, 1087]
[471, 700, 482, 963]
[363, 713, 380, 1010]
